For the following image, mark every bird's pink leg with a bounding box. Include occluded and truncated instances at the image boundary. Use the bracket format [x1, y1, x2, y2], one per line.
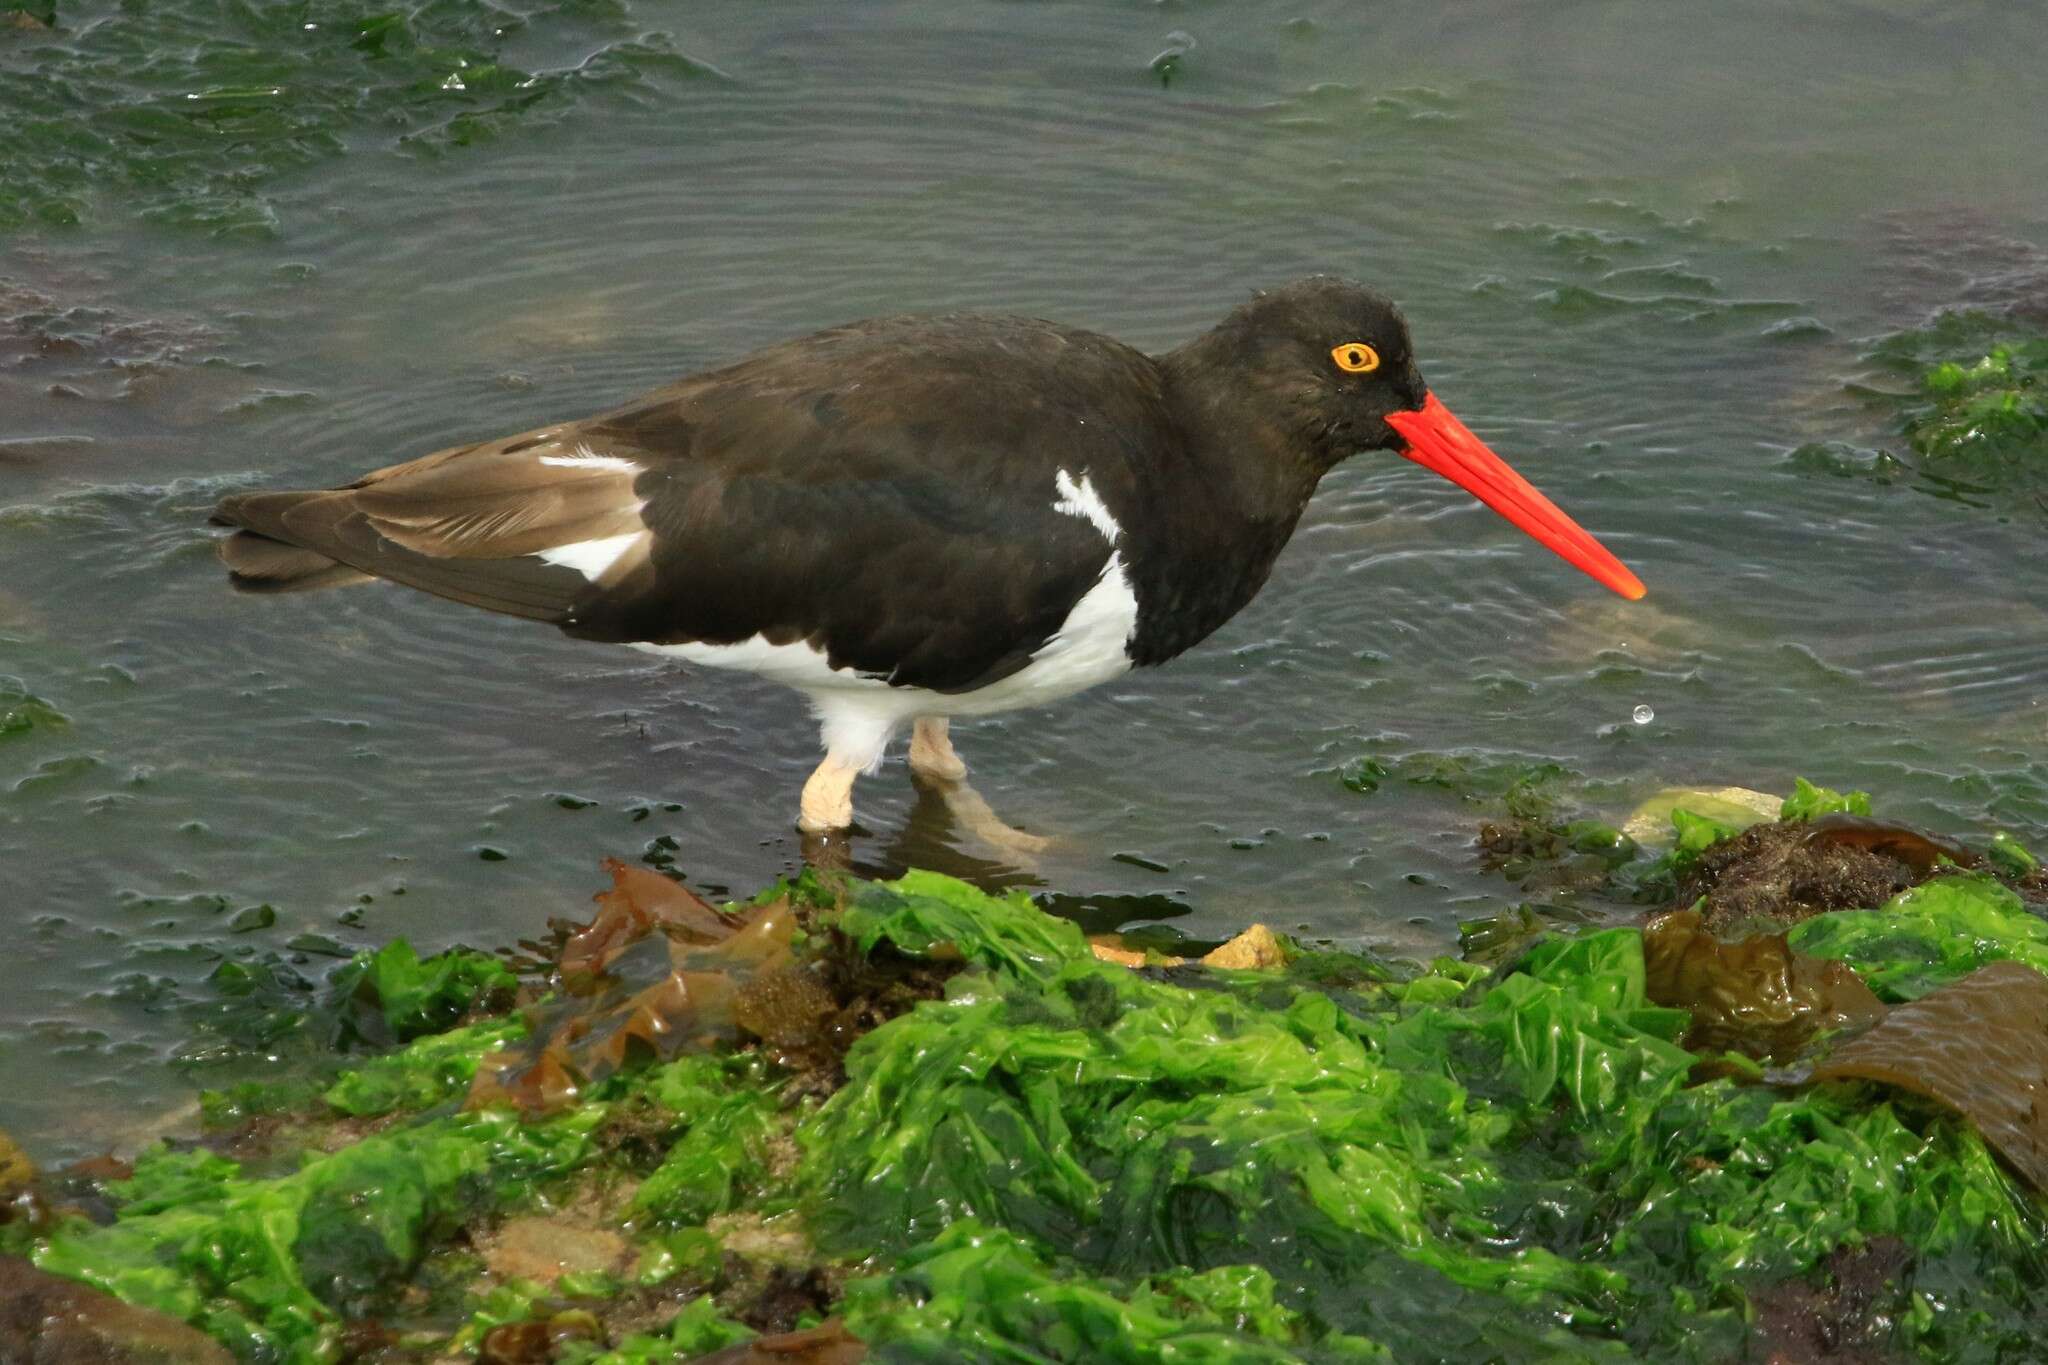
[797, 755, 861, 833]
[907, 716, 969, 783]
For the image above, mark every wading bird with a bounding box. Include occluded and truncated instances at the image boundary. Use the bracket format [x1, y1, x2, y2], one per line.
[215, 278, 1644, 836]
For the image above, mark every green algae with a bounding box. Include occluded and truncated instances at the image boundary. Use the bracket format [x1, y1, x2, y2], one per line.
[1990, 831, 2040, 879]
[1790, 875, 2048, 1003]
[330, 937, 516, 1044]
[839, 1223, 1390, 1364]
[18, 852, 2048, 1362]
[0, 0, 720, 235]
[1906, 340, 2048, 461]
[586, 1296, 757, 1362]
[33, 1106, 606, 1357]
[1840, 310, 2048, 506]
[626, 1055, 780, 1229]
[184, 937, 520, 1128]
[0, 675, 67, 740]
[321, 1014, 526, 1118]
[1780, 776, 1873, 822]
[800, 876, 2044, 1362]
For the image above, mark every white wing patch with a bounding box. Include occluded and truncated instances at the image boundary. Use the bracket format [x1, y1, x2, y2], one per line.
[539, 443, 642, 474]
[536, 531, 646, 581]
[1053, 469, 1121, 545]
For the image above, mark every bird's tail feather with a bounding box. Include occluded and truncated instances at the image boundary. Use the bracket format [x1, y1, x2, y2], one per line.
[213, 491, 373, 594]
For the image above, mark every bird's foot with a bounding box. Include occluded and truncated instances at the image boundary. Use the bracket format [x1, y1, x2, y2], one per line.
[797, 756, 859, 834]
[907, 717, 969, 784]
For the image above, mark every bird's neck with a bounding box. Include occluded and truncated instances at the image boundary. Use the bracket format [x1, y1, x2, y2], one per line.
[1116, 343, 1330, 667]
[1158, 330, 1331, 510]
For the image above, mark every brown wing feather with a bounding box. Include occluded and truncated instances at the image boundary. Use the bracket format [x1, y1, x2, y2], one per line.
[213, 424, 652, 621]
[216, 530, 374, 593]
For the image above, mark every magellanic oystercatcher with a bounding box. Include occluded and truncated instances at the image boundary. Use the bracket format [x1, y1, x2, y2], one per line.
[214, 277, 1645, 835]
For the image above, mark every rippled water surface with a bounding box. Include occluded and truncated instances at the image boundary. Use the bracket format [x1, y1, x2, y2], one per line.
[4, 0, 2048, 1156]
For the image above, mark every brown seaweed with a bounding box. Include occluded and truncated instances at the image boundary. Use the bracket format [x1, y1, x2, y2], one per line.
[1802, 814, 1980, 876]
[471, 863, 954, 1115]
[1643, 909, 1886, 1061]
[1678, 821, 1925, 931]
[1812, 960, 2048, 1192]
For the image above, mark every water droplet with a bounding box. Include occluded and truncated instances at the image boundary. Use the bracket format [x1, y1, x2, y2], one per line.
[1632, 704, 1654, 725]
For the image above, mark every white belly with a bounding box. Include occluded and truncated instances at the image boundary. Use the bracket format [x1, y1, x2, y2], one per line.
[631, 555, 1138, 769]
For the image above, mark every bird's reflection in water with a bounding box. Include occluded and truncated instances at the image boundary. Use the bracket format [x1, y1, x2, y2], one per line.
[797, 772, 1051, 891]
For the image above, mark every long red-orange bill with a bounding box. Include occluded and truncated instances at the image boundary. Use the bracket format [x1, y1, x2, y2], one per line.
[1384, 393, 1646, 601]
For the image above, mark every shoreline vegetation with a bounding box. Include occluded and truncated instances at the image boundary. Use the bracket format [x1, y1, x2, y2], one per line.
[4, 777, 2046, 1363]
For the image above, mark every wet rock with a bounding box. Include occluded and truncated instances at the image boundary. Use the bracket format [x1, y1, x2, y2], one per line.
[1088, 937, 1160, 969]
[1748, 1237, 1913, 1365]
[1621, 786, 1781, 847]
[1801, 814, 1980, 877]
[1871, 208, 2048, 325]
[1643, 909, 1885, 1061]
[1201, 923, 1285, 970]
[480, 1216, 630, 1286]
[1087, 923, 1287, 971]
[1813, 960, 2048, 1192]
[477, 1309, 603, 1364]
[0, 1128, 33, 1194]
[727, 1267, 839, 1336]
[0, 1256, 234, 1363]
[689, 1318, 865, 1365]
[705, 1212, 811, 1268]
[0, 271, 239, 424]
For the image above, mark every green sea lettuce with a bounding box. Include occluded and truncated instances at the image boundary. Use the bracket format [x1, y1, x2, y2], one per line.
[840, 1222, 1390, 1363]
[332, 938, 516, 1043]
[1780, 777, 1874, 822]
[1850, 312, 2048, 505]
[627, 1055, 780, 1227]
[0, 0, 720, 233]
[22, 864, 2048, 1363]
[33, 1106, 604, 1356]
[1988, 832, 2040, 879]
[322, 1015, 526, 1117]
[798, 874, 2041, 1361]
[1790, 874, 2048, 1002]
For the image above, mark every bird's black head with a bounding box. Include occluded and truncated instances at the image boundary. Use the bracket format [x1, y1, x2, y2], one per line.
[1168, 275, 1647, 601]
[1174, 276, 1430, 470]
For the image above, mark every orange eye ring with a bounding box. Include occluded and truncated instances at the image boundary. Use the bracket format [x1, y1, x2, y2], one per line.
[1331, 342, 1380, 374]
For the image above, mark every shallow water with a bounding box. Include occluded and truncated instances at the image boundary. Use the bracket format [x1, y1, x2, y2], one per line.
[3, 0, 2047, 1158]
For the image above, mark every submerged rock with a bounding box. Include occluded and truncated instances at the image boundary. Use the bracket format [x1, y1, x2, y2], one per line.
[481, 1216, 631, 1287]
[0, 1256, 233, 1364]
[1620, 785, 1781, 847]
[1748, 1238, 1915, 1365]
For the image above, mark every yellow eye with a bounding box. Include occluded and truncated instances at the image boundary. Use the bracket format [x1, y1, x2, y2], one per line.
[1331, 342, 1380, 374]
